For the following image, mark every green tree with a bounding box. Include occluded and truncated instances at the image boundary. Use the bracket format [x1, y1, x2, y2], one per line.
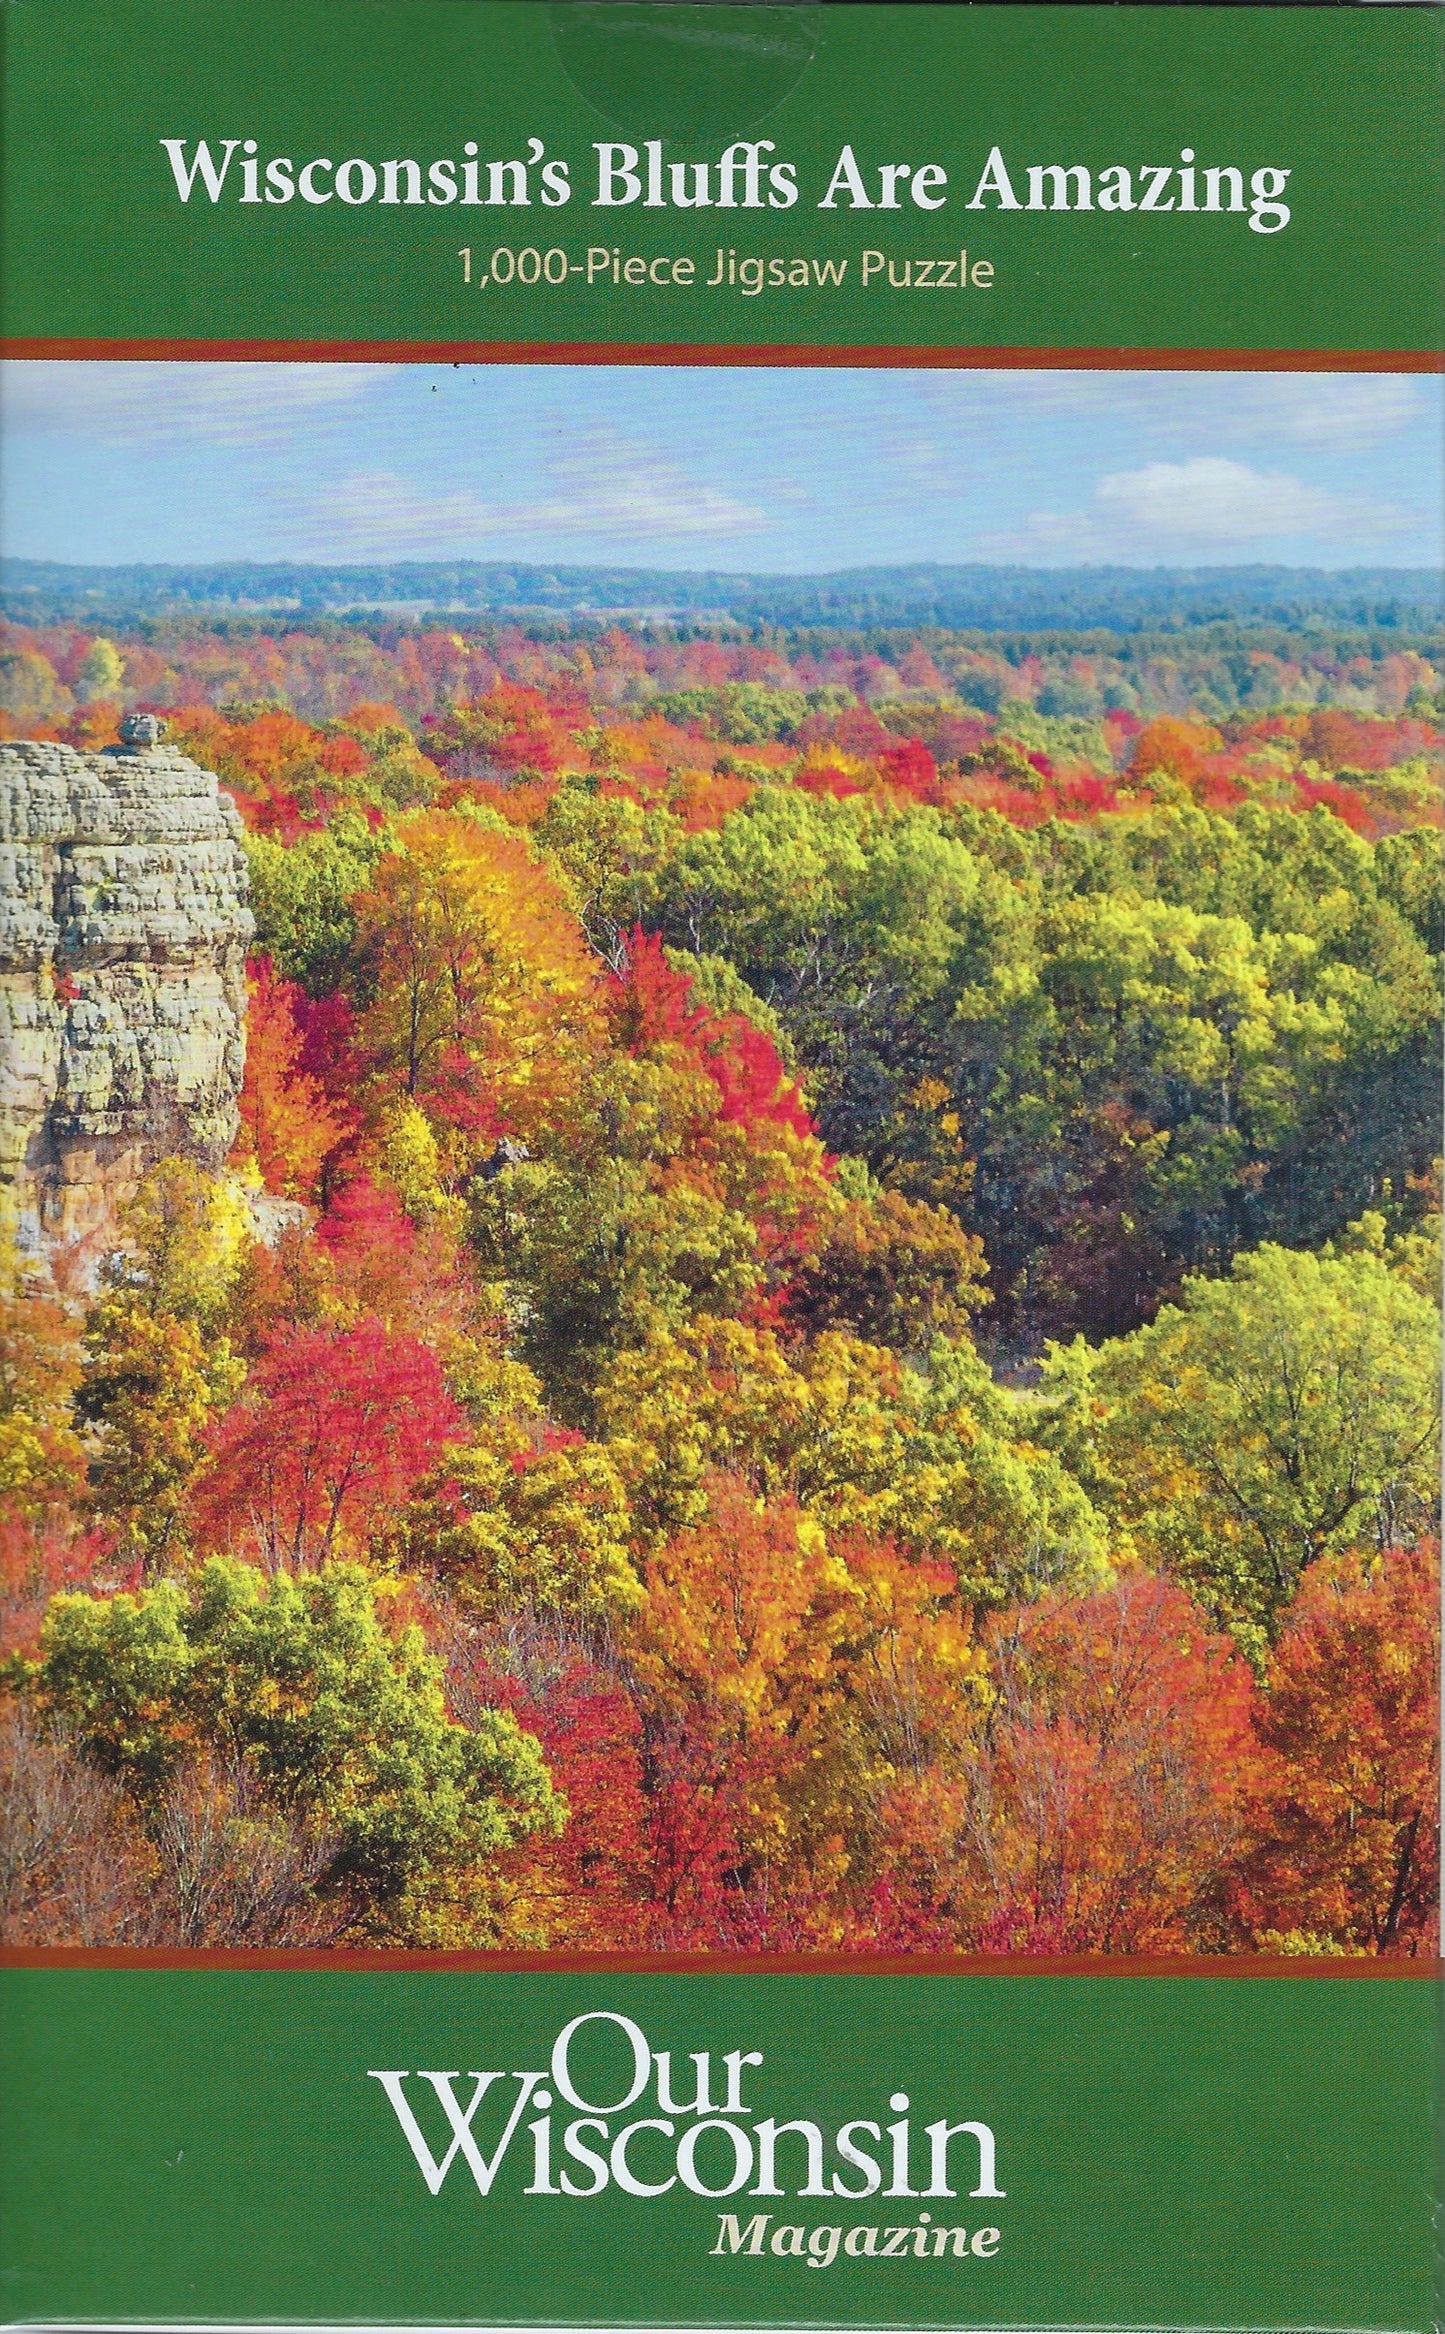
[654, 794, 1440, 1343]
[1049, 1241, 1442, 1658]
[384, 1426, 640, 1629]
[1006, 807, 1441, 1315]
[535, 782, 682, 967]
[22, 1557, 561, 1920]
[244, 812, 385, 995]
[649, 683, 811, 744]
[74, 1161, 252, 1567]
[652, 788, 1019, 1204]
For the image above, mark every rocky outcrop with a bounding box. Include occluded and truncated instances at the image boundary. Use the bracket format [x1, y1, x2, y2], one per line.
[0, 719, 253, 1253]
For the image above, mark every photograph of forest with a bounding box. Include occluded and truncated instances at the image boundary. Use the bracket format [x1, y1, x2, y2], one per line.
[0, 364, 1439, 1955]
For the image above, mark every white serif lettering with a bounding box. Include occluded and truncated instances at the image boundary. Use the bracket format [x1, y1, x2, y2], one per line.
[367, 2069, 545, 2195]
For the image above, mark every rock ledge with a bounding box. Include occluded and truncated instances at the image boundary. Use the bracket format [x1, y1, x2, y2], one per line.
[0, 730, 253, 1251]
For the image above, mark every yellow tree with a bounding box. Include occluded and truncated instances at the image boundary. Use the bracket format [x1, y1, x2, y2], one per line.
[351, 808, 603, 1155]
[0, 1233, 83, 1516]
[597, 1313, 1107, 1606]
[625, 1474, 983, 1932]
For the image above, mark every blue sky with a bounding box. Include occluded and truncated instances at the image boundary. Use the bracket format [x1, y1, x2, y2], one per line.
[2, 361, 1440, 571]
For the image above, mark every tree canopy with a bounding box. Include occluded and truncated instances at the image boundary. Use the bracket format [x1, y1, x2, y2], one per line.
[2, 608, 1439, 1953]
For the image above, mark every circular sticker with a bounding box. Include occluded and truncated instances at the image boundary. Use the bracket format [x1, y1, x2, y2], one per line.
[548, 2, 823, 144]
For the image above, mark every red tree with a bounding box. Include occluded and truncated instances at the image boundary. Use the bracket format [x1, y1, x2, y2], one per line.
[480, 1654, 656, 1948]
[233, 956, 346, 1200]
[609, 932, 817, 1144]
[879, 737, 938, 800]
[199, 1317, 464, 1568]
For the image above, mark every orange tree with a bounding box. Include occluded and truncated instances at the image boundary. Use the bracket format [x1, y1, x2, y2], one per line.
[1240, 1539, 1439, 1953]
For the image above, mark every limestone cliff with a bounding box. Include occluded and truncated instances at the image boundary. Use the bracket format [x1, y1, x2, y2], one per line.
[0, 718, 253, 1252]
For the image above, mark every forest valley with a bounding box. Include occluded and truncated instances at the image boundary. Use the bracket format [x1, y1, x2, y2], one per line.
[0, 609, 1440, 1954]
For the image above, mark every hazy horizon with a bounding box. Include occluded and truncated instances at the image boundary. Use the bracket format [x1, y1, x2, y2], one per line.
[5, 553, 1441, 579]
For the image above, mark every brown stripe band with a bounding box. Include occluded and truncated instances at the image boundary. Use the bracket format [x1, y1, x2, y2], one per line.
[1, 1948, 1438, 1975]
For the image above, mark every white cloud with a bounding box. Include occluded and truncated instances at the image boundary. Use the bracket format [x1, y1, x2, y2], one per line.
[0, 360, 394, 447]
[849, 375, 1431, 515]
[1095, 456, 1402, 542]
[283, 430, 768, 558]
[980, 455, 1415, 561]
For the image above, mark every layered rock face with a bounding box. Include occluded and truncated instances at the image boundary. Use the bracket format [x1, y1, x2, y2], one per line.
[0, 722, 253, 1252]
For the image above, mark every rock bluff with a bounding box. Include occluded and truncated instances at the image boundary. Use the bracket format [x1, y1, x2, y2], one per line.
[0, 718, 253, 1252]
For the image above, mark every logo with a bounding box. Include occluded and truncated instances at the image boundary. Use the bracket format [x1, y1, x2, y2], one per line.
[368, 2009, 1005, 2211]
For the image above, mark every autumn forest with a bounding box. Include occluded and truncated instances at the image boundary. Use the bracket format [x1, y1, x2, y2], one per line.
[1, 599, 1440, 1954]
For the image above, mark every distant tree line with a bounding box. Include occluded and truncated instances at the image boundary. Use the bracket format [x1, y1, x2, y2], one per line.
[3, 558, 1441, 634]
